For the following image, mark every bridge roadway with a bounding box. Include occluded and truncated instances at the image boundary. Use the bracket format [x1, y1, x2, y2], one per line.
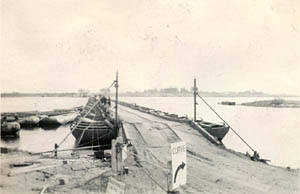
[117, 104, 299, 194]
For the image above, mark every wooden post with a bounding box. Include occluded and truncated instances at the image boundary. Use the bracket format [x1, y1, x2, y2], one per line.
[117, 145, 123, 180]
[111, 139, 117, 173]
[193, 78, 197, 122]
[167, 160, 172, 192]
[112, 137, 125, 178]
[116, 136, 124, 180]
[54, 143, 58, 157]
[115, 71, 119, 129]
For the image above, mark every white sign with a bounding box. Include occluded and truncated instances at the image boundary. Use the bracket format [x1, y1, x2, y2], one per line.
[106, 177, 125, 194]
[170, 141, 187, 189]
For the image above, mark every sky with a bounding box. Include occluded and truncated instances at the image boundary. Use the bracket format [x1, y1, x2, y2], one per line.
[1, 0, 299, 94]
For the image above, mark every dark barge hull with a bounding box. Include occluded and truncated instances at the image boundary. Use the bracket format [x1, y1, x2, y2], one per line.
[1, 122, 21, 136]
[71, 121, 117, 147]
[220, 101, 236, 105]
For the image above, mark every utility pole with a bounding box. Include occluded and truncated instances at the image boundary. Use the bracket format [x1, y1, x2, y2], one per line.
[115, 71, 119, 129]
[193, 78, 197, 121]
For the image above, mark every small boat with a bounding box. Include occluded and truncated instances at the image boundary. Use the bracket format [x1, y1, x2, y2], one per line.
[1, 121, 21, 136]
[196, 120, 229, 141]
[39, 112, 79, 126]
[19, 116, 40, 127]
[220, 101, 236, 105]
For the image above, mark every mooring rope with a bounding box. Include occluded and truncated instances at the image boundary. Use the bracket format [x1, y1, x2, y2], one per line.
[196, 93, 255, 153]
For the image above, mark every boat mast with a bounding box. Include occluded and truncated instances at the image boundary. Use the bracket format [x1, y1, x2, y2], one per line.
[115, 71, 119, 129]
[193, 78, 197, 121]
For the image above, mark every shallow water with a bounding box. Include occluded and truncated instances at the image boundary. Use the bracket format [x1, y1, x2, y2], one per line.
[1, 97, 88, 112]
[0, 97, 88, 153]
[119, 96, 300, 168]
[1, 125, 75, 153]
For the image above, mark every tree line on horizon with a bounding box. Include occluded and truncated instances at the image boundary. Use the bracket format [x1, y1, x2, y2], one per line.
[1, 87, 297, 97]
[118, 87, 292, 97]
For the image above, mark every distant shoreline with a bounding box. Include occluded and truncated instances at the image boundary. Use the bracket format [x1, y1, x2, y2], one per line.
[1, 93, 299, 98]
[241, 99, 300, 108]
[2, 95, 300, 98]
[0, 93, 87, 98]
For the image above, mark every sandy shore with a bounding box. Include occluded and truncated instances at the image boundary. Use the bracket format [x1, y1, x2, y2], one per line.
[1, 103, 299, 194]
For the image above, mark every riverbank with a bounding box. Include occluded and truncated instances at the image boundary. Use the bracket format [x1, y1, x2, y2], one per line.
[0, 149, 111, 194]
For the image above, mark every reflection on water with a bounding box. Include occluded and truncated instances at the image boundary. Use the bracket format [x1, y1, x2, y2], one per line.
[20, 126, 41, 130]
[120, 96, 300, 168]
[1, 125, 75, 153]
[40, 125, 61, 130]
[1, 135, 20, 143]
[1, 97, 87, 153]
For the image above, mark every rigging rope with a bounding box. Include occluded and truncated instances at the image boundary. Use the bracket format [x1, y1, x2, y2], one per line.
[55, 98, 102, 151]
[76, 132, 110, 147]
[57, 76, 117, 153]
[74, 109, 97, 147]
[108, 80, 116, 89]
[196, 93, 255, 153]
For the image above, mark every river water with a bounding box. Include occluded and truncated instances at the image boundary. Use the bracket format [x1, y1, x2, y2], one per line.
[1, 96, 299, 168]
[0, 97, 88, 153]
[119, 96, 300, 168]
